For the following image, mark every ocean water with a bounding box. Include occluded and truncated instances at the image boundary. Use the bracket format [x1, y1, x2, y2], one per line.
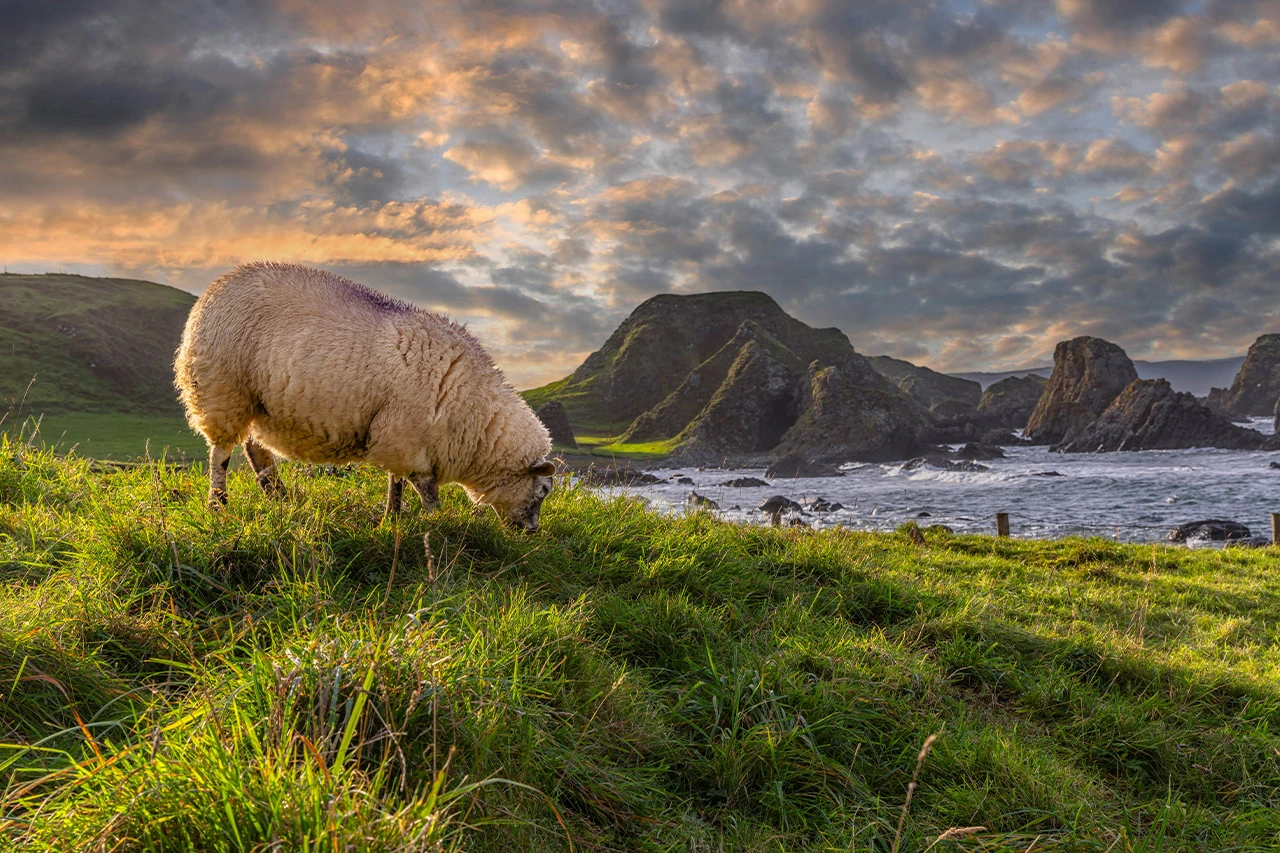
[594, 418, 1280, 543]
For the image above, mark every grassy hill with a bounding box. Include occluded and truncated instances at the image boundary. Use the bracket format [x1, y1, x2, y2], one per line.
[0, 442, 1276, 851]
[0, 273, 204, 460]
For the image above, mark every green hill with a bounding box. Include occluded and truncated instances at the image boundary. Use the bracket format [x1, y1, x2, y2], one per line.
[0, 273, 203, 460]
[0, 446, 1276, 850]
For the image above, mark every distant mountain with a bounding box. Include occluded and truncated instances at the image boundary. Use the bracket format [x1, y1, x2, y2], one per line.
[950, 356, 1245, 397]
[0, 273, 196, 416]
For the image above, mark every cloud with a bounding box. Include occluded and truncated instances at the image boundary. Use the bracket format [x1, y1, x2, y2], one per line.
[2, 0, 1280, 383]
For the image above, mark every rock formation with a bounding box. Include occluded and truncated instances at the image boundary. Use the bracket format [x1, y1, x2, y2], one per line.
[867, 355, 981, 415]
[974, 374, 1047, 430]
[1057, 378, 1275, 452]
[672, 338, 802, 454]
[1205, 333, 1280, 417]
[534, 291, 888, 429]
[770, 362, 927, 463]
[535, 401, 576, 448]
[1024, 337, 1139, 445]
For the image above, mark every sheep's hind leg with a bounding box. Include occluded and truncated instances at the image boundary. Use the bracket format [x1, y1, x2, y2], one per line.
[243, 437, 282, 496]
[408, 473, 439, 512]
[208, 443, 234, 507]
[383, 474, 405, 522]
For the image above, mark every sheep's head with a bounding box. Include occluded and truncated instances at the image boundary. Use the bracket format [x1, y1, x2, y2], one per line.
[479, 460, 556, 533]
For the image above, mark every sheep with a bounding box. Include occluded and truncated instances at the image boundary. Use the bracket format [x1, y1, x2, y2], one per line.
[173, 262, 556, 531]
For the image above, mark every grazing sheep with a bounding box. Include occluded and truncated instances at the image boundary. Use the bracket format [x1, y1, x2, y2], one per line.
[174, 262, 555, 531]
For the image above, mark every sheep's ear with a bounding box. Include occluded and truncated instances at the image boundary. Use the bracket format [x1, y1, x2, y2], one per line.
[529, 460, 556, 476]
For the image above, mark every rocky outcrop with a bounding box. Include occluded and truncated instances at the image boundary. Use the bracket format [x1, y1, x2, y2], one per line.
[765, 452, 843, 479]
[535, 290, 889, 428]
[975, 374, 1048, 430]
[535, 401, 576, 448]
[622, 321, 801, 444]
[772, 362, 927, 463]
[1205, 334, 1280, 417]
[1025, 337, 1139, 445]
[1056, 379, 1275, 452]
[672, 339, 802, 454]
[867, 355, 981, 414]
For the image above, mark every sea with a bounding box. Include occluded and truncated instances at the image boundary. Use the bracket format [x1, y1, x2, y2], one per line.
[595, 418, 1280, 544]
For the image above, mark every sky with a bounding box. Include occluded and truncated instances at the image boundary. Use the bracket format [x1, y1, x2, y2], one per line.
[2, 0, 1279, 388]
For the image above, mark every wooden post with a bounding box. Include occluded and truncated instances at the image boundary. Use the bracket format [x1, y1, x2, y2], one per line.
[1272, 513, 1280, 546]
[996, 512, 1010, 537]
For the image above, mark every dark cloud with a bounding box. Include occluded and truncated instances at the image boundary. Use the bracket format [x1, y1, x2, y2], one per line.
[2, 0, 1280, 379]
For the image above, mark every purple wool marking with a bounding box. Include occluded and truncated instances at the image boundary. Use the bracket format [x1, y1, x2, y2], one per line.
[341, 279, 416, 314]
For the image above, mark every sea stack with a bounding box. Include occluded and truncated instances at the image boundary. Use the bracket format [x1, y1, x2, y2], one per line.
[1024, 337, 1138, 446]
[975, 374, 1048, 430]
[1205, 333, 1280, 417]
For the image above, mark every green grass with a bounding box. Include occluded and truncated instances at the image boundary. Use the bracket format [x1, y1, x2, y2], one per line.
[0, 439, 1277, 851]
[565, 434, 681, 461]
[1, 412, 206, 462]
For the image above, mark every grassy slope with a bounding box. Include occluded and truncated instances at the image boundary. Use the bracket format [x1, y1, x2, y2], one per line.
[0, 442, 1277, 851]
[0, 273, 204, 461]
[0, 273, 196, 415]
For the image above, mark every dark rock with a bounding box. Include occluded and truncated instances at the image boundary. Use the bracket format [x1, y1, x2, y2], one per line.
[955, 442, 1005, 460]
[975, 374, 1049, 431]
[901, 456, 990, 473]
[671, 335, 802, 454]
[917, 511, 931, 517]
[535, 401, 577, 448]
[805, 497, 844, 512]
[1228, 536, 1272, 549]
[771, 362, 928, 463]
[981, 428, 1031, 446]
[766, 452, 844, 479]
[1025, 337, 1139, 445]
[687, 491, 719, 510]
[719, 476, 770, 487]
[1057, 379, 1275, 453]
[1205, 333, 1280, 417]
[1032, 471, 1064, 477]
[867, 355, 981, 416]
[759, 495, 803, 514]
[674, 476, 695, 485]
[1270, 461, 1280, 470]
[578, 467, 663, 486]
[1167, 519, 1251, 543]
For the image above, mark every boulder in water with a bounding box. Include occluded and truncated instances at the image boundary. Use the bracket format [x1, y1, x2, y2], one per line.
[1167, 519, 1251, 543]
[718, 476, 770, 487]
[955, 442, 1005, 460]
[687, 491, 720, 510]
[579, 467, 663, 486]
[759, 495, 803, 514]
[766, 452, 844, 479]
[804, 497, 844, 512]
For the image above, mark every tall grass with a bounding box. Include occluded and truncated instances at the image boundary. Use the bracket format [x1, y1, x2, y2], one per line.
[0, 436, 1276, 851]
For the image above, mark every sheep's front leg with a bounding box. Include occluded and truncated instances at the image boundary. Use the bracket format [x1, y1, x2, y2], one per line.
[408, 472, 439, 512]
[383, 474, 405, 521]
[208, 443, 234, 507]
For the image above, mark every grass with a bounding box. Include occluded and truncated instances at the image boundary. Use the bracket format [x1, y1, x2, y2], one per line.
[0, 438, 1277, 851]
[0, 273, 195, 417]
[1, 411, 207, 463]
[565, 435, 681, 461]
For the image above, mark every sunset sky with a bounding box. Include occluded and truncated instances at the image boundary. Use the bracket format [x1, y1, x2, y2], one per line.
[3, 0, 1278, 388]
